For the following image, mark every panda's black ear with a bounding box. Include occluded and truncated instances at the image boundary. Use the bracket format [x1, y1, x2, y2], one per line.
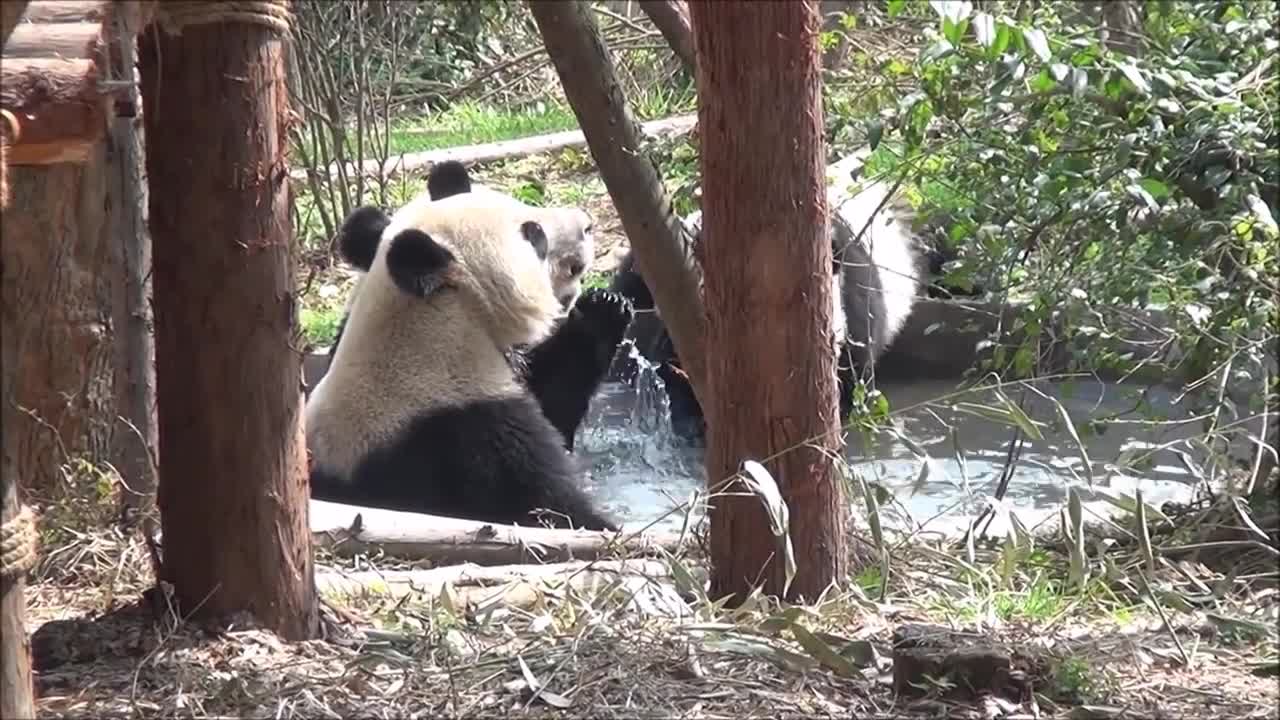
[386, 229, 455, 298]
[338, 205, 390, 271]
[521, 221, 549, 260]
[427, 160, 472, 201]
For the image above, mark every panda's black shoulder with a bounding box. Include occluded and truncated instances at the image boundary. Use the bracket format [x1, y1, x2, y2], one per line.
[427, 160, 473, 201]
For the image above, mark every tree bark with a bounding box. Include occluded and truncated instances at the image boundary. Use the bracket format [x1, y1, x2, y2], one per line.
[528, 0, 708, 404]
[105, 10, 156, 524]
[2, 146, 117, 497]
[138, 15, 317, 640]
[689, 0, 846, 604]
[0, 9, 36, 712]
[637, 1, 695, 77]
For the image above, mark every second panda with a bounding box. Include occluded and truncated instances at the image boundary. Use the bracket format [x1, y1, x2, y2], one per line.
[330, 161, 632, 451]
[610, 180, 925, 443]
[306, 193, 617, 531]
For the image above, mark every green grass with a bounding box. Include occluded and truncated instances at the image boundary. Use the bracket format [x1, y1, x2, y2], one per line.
[385, 101, 580, 155]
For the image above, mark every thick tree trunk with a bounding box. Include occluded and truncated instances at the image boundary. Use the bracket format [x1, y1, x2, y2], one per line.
[637, 1, 695, 77]
[690, 0, 846, 603]
[2, 147, 118, 497]
[0, 5, 36, 706]
[139, 14, 317, 640]
[106, 11, 156, 523]
[528, 0, 708, 403]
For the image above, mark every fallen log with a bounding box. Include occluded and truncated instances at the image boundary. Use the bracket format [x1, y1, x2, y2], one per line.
[289, 112, 697, 182]
[316, 558, 698, 615]
[310, 499, 690, 566]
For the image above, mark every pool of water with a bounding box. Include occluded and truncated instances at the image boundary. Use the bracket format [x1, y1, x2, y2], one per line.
[576, 350, 1252, 539]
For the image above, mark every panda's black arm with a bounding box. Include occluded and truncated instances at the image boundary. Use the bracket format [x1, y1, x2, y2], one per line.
[520, 289, 633, 451]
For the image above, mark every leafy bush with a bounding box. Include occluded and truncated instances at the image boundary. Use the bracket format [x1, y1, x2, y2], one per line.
[849, 1, 1276, 404]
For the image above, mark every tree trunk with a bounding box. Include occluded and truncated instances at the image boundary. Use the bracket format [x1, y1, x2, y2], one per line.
[0, 5, 36, 707]
[689, 0, 846, 604]
[106, 10, 157, 524]
[138, 13, 317, 641]
[528, 0, 708, 404]
[2, 147, 118, 498]
[637, 1, 695, 77]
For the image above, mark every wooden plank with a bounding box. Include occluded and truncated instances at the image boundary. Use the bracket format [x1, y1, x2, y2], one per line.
[4, 20, 101, 59]
[20, 1, 110, 25]
[2, 57, 104, 152]
[5, 139, 92, 165]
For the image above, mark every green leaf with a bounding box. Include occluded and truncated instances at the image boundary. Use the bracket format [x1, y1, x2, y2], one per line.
[790, 623, 859, 677]
[1029, 69, 1056, 93]
[1247, 194, 1280, 238]
[1023, 26, 1051, 62]
[929, 0, 972, 23]
[1138, 177, 1171, 200]
[1071, 67, 1089, 96]
[973, 11, 996, 48]
[867, 118, 884, 150]
[943, 16, 971, 46]
[921, 38, 955, 64]
[887, 0, 907, 18]
[1115, 61, 1150, 95]
[991, 22, 1012, 56]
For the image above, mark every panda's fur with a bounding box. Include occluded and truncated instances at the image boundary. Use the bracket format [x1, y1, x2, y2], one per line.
[610, 180, 924, 442]
[327, 162, 632, 452]
[306, 192, 617, 531]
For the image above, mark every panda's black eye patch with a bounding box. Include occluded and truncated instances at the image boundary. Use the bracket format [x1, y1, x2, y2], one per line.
[386, 229, 454, 298]
[338, 205, 390, 271]
[521, 221, 549, 260]
[568, 259, 586, 278]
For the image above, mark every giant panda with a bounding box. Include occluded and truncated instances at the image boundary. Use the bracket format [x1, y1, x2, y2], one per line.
[305, 192, 618, 531]
[327, 162, 631, 451]
[609, 179, 925, 443]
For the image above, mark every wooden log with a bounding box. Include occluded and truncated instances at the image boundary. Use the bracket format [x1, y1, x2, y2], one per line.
[288, 113, 697, 182]
[106, 5, 156, 521]
[140, 10, 317, 641]
[316, 559, 696, 614]
[2, 145, 118, 496]
[0, 6, 35, 712]
[311, 499, 689, 566]
[4, 21, 102, 59]
[1, 57, 106, 158]
[21, 1, 112, 25]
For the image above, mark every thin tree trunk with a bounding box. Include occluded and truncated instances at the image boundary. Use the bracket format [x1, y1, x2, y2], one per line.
[138, 14, 317, 640]
[637, 0, 695, 77]
[528, 0, 708, 404]
[106, 9, 157, 525]
[0, 9, 36, 711]
[690, 0, 846, 604]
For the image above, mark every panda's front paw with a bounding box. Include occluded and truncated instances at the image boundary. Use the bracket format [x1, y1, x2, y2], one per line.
[574, 288, 634, 337]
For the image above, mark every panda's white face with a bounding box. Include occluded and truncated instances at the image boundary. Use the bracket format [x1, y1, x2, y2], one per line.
[464, 185, 595, 309]
[542, 207, 595, 309]
[379, 191, 564, 349]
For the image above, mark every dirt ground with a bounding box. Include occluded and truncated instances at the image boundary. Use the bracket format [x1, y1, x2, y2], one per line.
[19, 517, 1280, 720]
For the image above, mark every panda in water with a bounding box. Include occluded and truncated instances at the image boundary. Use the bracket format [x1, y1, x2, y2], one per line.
[306, 191, 618, 531]
[328, 161, 632, 451]
[610, 180, 925, 443]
